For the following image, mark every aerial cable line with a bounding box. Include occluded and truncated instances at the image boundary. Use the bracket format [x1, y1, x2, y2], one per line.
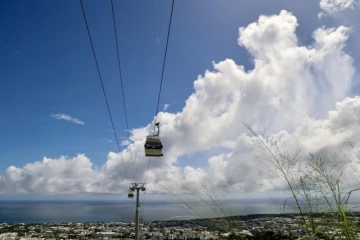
[153, 0, 175, 133]
[145, 158, 151, 185]
[141, 0, 175, 221]
[110, 0, 136, 182]
[140, 157, 151, 221]
[79, 0, 129, 181]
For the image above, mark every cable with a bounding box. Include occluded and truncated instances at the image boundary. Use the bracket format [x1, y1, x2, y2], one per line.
[153, 0, 175, 133]
[145, 158, 151, 183]
[79, 0, 129, 180]
[110, 0, 136, 182]
[142, 0, 175, 221]
[140, 158, 151, 222]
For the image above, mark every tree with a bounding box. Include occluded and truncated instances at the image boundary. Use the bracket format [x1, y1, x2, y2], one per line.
[228, 233, 244, 240]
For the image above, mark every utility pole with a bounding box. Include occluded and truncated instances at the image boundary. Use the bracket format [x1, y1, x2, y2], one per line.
[130, 183, 146, 240]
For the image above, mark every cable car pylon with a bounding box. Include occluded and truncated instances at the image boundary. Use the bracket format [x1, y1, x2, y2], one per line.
[130, 182, 146, 240]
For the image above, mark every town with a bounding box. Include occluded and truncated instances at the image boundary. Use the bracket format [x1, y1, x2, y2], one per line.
[1, 214, 360, 240]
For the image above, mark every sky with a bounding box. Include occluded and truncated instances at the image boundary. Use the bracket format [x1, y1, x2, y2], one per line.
[1, 0, 360, 202]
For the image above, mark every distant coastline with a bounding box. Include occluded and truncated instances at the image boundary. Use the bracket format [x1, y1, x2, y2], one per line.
[0, 199, 283, 224]
[3, 199, 359, 224]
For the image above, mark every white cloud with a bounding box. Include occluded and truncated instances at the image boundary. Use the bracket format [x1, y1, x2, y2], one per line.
[121, 140, 130, 146]
[319, 0, 359, 16]
[107, 140, 113, 143]
[163, 104, 170, 111]
[1, 10, 359, 196]
[0, 155, 101, 194]
[157, 37, 160, 43]
[51, 114, 84, 125]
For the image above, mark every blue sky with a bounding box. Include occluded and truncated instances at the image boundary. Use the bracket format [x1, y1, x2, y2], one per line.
[1, 0, 360, 203]
[0, 0, 324, 171]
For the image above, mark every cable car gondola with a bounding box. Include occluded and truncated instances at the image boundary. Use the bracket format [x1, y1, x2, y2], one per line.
[128, 192, 134, 198]
[144, 122, 163, 157]
[128, 187, 134, 199]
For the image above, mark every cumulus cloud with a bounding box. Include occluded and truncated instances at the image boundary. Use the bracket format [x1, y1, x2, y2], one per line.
[319, 0, 359, 16]
[0, 155, 100, 194]
[121, 140, 130, 146]
[51, 114, 84, 125]
[163, 104, 170, 111]
[1, 10, 358, 196]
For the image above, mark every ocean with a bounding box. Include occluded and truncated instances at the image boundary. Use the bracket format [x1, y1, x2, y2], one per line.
[0, 199, 282, 224]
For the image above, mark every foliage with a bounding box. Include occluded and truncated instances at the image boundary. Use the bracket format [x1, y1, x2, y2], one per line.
[162, 123, 360, 240]
[244, 123, 360, 240]
[161, 182, 235, 233]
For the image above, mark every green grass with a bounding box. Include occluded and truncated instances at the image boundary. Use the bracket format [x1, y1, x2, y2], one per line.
[161, 182, 236, 233]
[162, 123, 360, 240]
[246, 123, 360, 240]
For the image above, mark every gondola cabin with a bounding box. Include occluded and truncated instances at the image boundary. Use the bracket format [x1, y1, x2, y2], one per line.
[128, 192, 134, 198]
[144, 135, 163, 157]
[128, 187, 134, 199]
